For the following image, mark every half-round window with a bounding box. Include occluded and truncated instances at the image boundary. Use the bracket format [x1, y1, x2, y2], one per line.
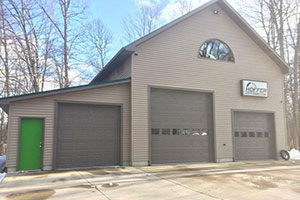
[199, 39, 234, 62]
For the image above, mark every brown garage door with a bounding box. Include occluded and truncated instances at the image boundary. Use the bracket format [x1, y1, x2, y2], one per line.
[233, 112, 276, 161]
[151, 88, 214, 164]
[55, 103, 121, 169]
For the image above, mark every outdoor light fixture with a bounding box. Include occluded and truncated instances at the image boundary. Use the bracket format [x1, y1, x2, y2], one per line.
[213, 10, 219, 14]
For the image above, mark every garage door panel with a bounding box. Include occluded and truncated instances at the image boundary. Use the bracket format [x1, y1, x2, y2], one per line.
[233, 112, 275, 161]
[151, 88, 213, 164]
[56, 103, 120, 169]
[58, 129, 73, 137]
[235, 148, 270, 160]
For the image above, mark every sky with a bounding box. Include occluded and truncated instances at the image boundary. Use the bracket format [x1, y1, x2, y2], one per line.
[87, 0, 239, 56]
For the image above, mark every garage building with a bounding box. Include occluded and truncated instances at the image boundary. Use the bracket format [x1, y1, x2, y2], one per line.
[0, 0, 290, 172]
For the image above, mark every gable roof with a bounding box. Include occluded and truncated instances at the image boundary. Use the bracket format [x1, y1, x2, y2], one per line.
[91, 0, 290, 83]
[0, 77, 131, 113]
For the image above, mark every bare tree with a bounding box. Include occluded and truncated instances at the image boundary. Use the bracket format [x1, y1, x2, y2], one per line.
[177, 0, 202, 15]
[86, 19, 112, 72]
[0, 0, 10, 96]
[0, 0, 9, 155]
[160, 0, 202, 22]
[40, 0, 87, 88]
[3, 0, 53, 93]
[288, 17, 300, 149]
[123, 1, 161, 43]
[0, 0, 89, 153]
[240, 0, 300, 150]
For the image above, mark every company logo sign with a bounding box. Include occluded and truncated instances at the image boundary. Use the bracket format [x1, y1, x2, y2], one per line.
[242, 80, 268, 97]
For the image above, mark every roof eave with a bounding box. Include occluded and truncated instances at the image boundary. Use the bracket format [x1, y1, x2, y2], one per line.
[0, 78, 131, 106]
[0, 104, 9, 113]
[90, 48, 135, 83]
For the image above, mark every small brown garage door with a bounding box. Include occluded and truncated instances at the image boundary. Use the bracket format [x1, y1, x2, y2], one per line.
[233, 112, 276, 161]
[55, 103, 121, 169]
[151, 88, 214, 164]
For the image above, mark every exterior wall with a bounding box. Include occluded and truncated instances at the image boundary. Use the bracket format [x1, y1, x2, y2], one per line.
[131, 4, 287, 164]
[106, 56, 132, 81]
[6, 83, 131, 171]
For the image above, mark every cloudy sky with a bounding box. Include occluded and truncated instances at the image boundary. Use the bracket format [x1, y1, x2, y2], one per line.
[88, 0, 239, 55]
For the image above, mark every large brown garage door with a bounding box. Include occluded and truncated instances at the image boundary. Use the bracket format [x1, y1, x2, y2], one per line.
[233, 112, 276, 161]
[151, 88, 214, 164]
[55, 103, 121, 169]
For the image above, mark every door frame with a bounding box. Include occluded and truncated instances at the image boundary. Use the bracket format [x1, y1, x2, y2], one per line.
[17, 117, 45, 171]
[53, 100, 123, 170]
[231, 109, 277, 161]
[148, 85, 216, 165]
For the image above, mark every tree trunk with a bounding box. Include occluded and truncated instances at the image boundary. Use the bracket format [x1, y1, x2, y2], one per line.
[292, 20, 300, 149]
[0, 0, 10, 96]
[64, 15, 69, 87]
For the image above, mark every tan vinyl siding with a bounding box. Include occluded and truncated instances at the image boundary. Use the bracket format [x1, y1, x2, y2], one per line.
[7, 83, 130, 171]
[106, 56, 132, 81]
[131, 4, 286, 163]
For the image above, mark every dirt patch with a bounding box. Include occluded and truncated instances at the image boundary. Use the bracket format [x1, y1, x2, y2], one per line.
[5, 189, 55, 200]
[86, 168, 130, 176]
[249, 172, 298, 184]
[291, 187, 300, 193]
[101, 183, 119, 188]
[11, 170, 70, 177]
[33, 175, 49, 179]
[51, 178, 66, 183]
[186, 173, 278, 190]
[237, 174, 278, 190]
[71, 184, 95, 189]
[183, 174, 221, 181]
[251, 179, 278, 189]
[71, 173, 79, 178]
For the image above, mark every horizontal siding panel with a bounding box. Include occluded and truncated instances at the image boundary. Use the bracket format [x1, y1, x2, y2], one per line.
[131, 4, 286, 162]
[7, 83, 131, 170]
[107, 56, 132, 81]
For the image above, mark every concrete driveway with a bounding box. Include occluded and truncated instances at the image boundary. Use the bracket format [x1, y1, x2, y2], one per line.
[1, 161, 300, 200]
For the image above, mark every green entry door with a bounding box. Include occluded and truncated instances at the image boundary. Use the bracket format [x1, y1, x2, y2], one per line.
[19, 118, 43, 170]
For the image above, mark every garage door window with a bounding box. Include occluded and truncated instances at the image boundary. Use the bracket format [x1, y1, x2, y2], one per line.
[201, 129, 209, 136]
[257, 132, 263, 137]
[241, 132, 247, 137]
[249, 132, 255, 137]
[192, 129, 200, 136]
[234, 132, 239, 137]
[152, 128, 160, 135]
[264, 132, 269, 138]
[173, 129, 180, 135]
[162, 128, 171, 135]
[183, 129, 191, 135]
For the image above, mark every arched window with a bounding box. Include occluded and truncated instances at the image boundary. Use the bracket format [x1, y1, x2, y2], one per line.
[199, 39, 234, 62]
